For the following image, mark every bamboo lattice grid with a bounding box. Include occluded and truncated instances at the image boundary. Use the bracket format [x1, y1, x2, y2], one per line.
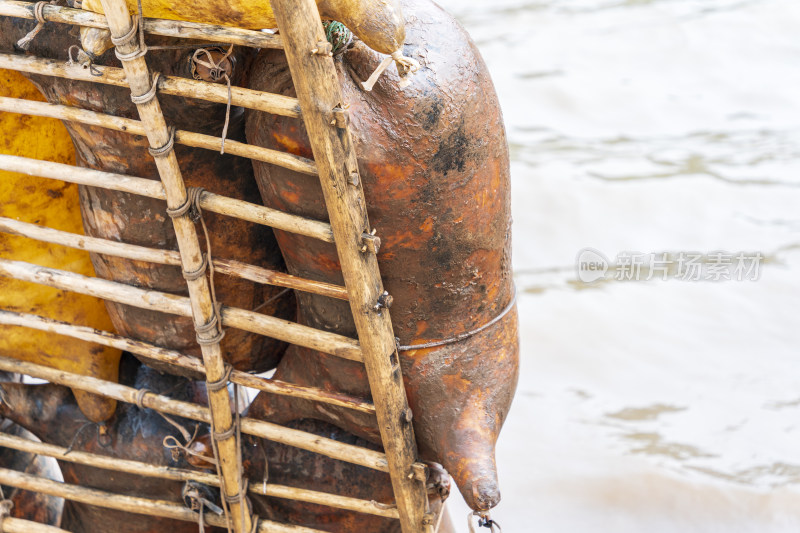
[0, 0, 438, 531]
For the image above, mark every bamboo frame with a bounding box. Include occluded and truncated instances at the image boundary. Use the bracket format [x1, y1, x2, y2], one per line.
[0, 432, 398, 519]
[269, 1, 432, 531]
[0, 216, 348, 300]
[0, 258, 362, 361]
[0, 96, 318, 175]
[0, 1, 438, 529]
[0, 468, 325, 533]
[0, 1, 283, 49]
[0, 355, 401, 473]
[0, 53, 302, 118]
[0, 310, 374, 414]
[0, 154, 334, 242]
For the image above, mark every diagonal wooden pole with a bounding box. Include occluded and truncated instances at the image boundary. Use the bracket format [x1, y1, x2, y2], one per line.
[268, 0, 433, 531]
[96, 0, 249, 530]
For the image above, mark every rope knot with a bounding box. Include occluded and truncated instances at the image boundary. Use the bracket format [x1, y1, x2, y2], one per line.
[191, 46, 234, 153]
[111, 0, 148, 63]
[164, 187, 226, 348]
[425, 462, 451, 500]
[16, 0, 60, 51]
[67, 45, 103, 77]
[130, 71, 161, 106]
[147, 125, 175, 158]
[361, 49, 420, 92]
[165, 187, 205, 221]
[191, 46, 234, 83]
[182, 481, 222, 533]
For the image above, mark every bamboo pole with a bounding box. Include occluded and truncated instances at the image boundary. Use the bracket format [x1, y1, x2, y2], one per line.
[0, 54, 301, 118]
[0, 259, 361, 358]
[0, 468, 325, 533]
[180, 129, 316, 175]
[0, 258, 191, 314]
[0, 154, 334, 242]
[0, 517, 68, 533]
[255, 485, 399, 520]
[72, 3, 244, 526]
[0, 1, 283, 49]
[223, 306, 362, 362]
[0, 96, 317, 175]
[269, 1, 432, 531]
[0, 217, 347, 300]
[0, 356, 393, 472]
[213, 258, 347, 301]
[197, 190, 332, 243]
[0, 310, 373, 413]
[0, 433, 398, 519]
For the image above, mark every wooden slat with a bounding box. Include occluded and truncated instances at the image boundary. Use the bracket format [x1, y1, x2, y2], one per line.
[0, 217, 347, 300]
[0, 310, 374, 413]
[0, 154, 334, 242]
[0, 53, 301, 118]
[0, 1, 283, 49]
[0, 433, 397, 518]
[269, 1, 432, 532]
[0, 517, 68, 533]
[0, 258, 363, 361]
[0, 468, 325, 533]
[0, 356, 392, 472]
[0, 96, 317, 175]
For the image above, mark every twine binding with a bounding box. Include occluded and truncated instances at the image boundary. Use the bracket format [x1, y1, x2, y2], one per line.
[16, 0, 59, 51]
[190, 46, 234, 153]
[398, 290, 517, 351]
[112, 0, 147, 62]
[130, 71, 161, 105]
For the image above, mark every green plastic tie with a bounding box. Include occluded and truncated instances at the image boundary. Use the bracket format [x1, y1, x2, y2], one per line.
[323, 20, 353, 55]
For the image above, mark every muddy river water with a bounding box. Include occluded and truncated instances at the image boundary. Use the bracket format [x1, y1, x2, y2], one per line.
[432, 0, 800, 530]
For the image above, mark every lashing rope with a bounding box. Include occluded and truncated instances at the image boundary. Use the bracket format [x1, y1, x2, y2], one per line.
[164, 187, 226, 348]
[66, 44, 103, 77]
[182, 481, 223, 533]
[158, 149, 247, 532]
[130, 71, 161, 105]
[152, 404, 224, 533]
[134, 387, 217, 467]
[111, 0, 147, 62]
[205, 364, 233, 394]
[16, 0, 61, 51]
[190, 45, 234, 154]
[162, 434, 218, 468]
[361, 50, 421, 92]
